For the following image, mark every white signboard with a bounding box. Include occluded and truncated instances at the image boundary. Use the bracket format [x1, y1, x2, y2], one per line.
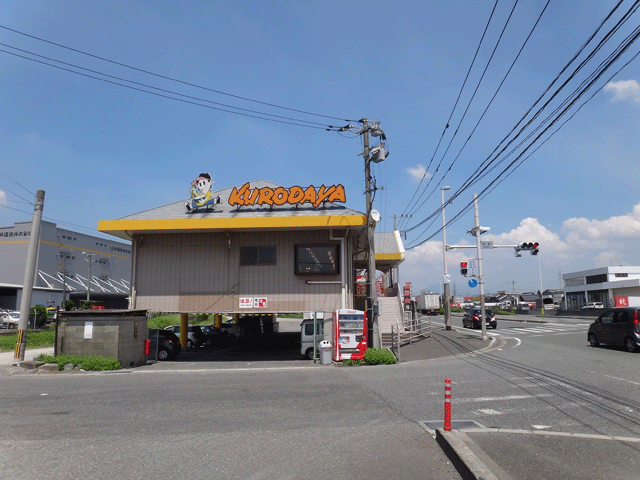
[239, 297, 268, 308]
[254, 298, 268, 308]
[84, 322, 93, 339]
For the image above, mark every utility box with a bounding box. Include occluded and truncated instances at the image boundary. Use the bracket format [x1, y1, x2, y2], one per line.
[56, 310, 148, 368]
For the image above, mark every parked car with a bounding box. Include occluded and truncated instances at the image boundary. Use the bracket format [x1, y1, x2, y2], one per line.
[149, 328, 182, 360]
[1, 310, 20, 329]
[582, 302, 604, 309]
[164, 325, 207, 349]
[200, 325, 231, 347]
[219, 320, 241, 340]
[462, 308, 497, 329]
[587, 307, 640, 353]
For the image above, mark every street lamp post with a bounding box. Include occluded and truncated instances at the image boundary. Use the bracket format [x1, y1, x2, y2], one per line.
[441, 186, 451, 330]
[82, 252, 95, 302]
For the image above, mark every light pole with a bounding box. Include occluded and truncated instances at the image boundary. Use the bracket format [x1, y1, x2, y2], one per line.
[441, 186, 451, 330]
[82, 252, 95, 302]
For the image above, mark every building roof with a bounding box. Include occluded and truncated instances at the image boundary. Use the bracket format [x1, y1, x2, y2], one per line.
[98, 180, 367, 241]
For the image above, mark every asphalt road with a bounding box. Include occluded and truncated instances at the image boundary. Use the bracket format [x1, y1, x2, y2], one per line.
[2, 313, 639, 480]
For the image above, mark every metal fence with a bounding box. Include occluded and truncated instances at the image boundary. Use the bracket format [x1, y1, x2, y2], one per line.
[390, 312, 431, 360]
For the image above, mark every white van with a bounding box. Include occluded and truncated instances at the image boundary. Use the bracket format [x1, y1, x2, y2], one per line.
[300, 313, 324, 360]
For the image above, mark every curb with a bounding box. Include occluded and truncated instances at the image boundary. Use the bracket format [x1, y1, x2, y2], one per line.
[435, 428, 504, 480]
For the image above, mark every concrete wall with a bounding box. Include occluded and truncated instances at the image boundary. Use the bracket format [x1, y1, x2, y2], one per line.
[56, 310, 148, 368]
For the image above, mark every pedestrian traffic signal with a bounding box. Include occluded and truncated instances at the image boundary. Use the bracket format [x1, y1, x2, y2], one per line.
[460, 261, 468, 276]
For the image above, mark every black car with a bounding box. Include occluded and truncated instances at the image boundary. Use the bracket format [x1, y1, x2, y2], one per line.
[463, 308, 497, 329]
[164, 325, 208, 349]
[149, 328, 182, 360]
[588, 307, 640, 352]
[200, 325, 230, 347]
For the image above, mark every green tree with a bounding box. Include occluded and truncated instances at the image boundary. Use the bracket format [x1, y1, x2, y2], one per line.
[64, 299, 75, 311]
[30, 305, 48, 329]
[82, 300, 93, 310]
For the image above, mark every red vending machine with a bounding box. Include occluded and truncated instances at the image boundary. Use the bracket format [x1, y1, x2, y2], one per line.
[332, 309, 367, 362]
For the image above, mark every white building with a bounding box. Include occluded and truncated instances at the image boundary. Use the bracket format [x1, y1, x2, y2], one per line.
[0, 220, 131, 311]
[563, 266, 640, 309]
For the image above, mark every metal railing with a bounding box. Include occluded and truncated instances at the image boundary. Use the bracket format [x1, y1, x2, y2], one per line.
[390, 312, 431, 360]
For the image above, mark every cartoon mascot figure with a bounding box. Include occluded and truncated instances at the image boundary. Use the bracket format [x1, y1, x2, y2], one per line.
[184, 172, 222, 212]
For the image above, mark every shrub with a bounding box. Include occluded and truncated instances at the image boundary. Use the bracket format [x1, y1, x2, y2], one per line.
[364, 348, 397, 365]
[342, 359, 364, 366]
[82, 300, 93, 310]
[34, 354, 121, 371]
[31, 305, 48, 328]
[64, 300, 75, 311]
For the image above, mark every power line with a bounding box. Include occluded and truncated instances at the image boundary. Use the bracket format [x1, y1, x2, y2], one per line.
[0, 47, 343, 131]
[406, 30, 640, 250]
[403, 1, 640, 247]
[397, 0, 501, 229]
[0, 24, 354, 124]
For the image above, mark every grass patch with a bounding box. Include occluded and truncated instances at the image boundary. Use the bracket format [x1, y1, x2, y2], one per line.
[0, 329, 56, 352]
[34, 354, 120, 371]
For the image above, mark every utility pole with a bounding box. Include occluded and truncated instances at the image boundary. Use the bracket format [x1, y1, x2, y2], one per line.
[362, 118, 379, 348]
[15, 190, 45, 361]
[338, 118, 388, 349]
[472, 193, 488, 340]
[82, 252, 95, 302]
[441, 186, 451, 330]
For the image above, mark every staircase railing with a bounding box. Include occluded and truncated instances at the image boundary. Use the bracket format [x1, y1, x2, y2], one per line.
[390, 313, 432, 361]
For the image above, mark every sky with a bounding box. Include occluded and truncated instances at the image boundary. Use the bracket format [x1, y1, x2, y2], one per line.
[1, 1, 639, 297]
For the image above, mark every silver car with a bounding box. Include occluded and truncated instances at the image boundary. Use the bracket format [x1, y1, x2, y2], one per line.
[1, 310, 20, 328]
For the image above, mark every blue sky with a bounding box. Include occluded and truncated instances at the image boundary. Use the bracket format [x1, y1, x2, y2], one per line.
[1, 1, 639, 297]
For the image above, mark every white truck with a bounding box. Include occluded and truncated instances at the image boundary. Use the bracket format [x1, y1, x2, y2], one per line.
[417, 292, 440, 315]
[300, 313, 324, 360]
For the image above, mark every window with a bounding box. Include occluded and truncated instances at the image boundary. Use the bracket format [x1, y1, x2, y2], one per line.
[615, 273, 628, 278]
[240, 246, 277, 266]
[600, 310, 614, 324]
[295, 244, 339, 275]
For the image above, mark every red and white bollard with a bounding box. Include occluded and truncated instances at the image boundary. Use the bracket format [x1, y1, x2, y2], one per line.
[444, 378, 452, 431]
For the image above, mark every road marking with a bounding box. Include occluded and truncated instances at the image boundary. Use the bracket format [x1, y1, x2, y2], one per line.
[588, 371, 640, 386]
[455, 393, 555, 403]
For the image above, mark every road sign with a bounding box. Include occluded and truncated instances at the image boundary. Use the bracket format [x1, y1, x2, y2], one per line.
[468, 278, 478, 288]
[481, 241, 494, 249]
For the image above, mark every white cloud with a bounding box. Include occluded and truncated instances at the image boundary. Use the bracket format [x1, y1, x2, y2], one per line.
[604, 79, 640, 103]
[0, 190, 6, 206]
[400, 203, 640, 294]
[406, 164, 430, 182]
[563, 203, 640, 248]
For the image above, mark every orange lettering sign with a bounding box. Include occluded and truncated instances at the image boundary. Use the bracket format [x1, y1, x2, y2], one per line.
[229, 183, 346, 207]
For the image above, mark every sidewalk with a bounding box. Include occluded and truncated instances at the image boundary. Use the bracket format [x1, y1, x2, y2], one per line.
[0, 346, 54, 365]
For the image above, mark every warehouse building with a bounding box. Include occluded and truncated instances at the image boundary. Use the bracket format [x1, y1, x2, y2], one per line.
[0, 220, 131, 311]
[563, 266, 640, 309]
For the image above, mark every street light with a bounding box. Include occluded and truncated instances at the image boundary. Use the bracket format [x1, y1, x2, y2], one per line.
[82, 252, 95, 302]
[441, 186, 451, 330]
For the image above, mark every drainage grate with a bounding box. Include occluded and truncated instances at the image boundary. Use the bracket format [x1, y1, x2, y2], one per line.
[419, 419, 486, 434]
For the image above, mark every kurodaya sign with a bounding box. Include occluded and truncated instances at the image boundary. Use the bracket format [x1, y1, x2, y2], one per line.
[229, 182, 346, 208]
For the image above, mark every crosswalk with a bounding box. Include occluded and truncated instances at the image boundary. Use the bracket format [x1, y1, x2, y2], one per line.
[495, 322, 592, 336]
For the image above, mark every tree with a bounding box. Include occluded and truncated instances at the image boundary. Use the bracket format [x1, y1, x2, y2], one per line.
[30, 305, 48, 329]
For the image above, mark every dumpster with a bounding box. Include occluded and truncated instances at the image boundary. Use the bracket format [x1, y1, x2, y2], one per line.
[318, 340, 332, 365]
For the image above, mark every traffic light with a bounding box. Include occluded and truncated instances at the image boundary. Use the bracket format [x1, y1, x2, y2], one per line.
[460, 261, 468, 276]
[519, 242, 539, 255]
